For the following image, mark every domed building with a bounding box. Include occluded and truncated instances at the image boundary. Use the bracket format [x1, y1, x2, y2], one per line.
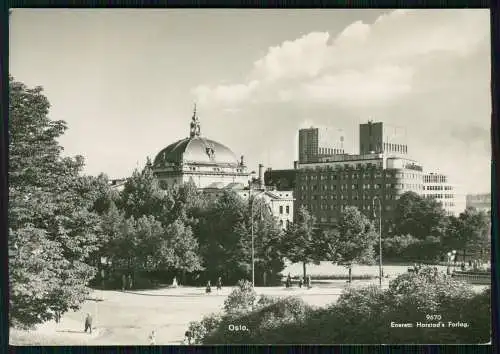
[152, 106, 250, 189]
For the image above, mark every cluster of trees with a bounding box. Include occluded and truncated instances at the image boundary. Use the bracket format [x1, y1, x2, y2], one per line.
[382, 192, 490, 263]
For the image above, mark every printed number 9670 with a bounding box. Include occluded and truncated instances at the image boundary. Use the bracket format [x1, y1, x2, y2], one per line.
[426, 314, 442, 321]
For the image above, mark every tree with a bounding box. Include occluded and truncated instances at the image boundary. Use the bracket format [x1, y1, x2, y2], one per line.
[392, 192, 448, 240]
[319, 206, 377, 282]
[196, 190, 250, 282]
[237, 198, 286, 286]
[281, 207, 318, 280]
[9, 77, 102, 328]
[118, 162, 173, 222]
[382, 234, 421, 261]
[444, 208, 490, 262]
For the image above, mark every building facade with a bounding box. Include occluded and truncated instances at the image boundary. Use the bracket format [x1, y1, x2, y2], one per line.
[466, 193, 491, 213]
[422, 173, 466, 216]
[294, 152, 424, 226]
[298, 127, 345, 163]
[152, 106, 250, 189]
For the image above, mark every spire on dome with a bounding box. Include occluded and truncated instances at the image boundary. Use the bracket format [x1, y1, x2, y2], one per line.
[190, 103, 201, 138]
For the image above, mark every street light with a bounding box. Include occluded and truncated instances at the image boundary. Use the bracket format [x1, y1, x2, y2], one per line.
[372, 196, 383, 287]
[249, 171, 264, 288]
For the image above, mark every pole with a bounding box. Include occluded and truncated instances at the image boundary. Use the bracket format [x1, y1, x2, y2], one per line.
[378, 199, 382, 287]
[373, 197, 382, 288]
[249, 181, 255, 288]
[251, 199, 255, 287]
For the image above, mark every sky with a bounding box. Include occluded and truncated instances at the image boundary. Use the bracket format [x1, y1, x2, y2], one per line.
[10, 9, 491, 194]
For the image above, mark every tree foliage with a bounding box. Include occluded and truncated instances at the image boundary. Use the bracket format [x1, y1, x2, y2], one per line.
[392, 192, 448, 240]
[320, 206, 377, 266]
[281, 207, 319, 279]
[9, 76, 102, 328]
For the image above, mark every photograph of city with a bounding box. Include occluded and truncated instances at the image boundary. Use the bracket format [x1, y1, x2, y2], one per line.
[8, 9, 492, 345]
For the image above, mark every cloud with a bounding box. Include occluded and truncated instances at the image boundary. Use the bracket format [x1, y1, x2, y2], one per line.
[252, 32, 331, 82]
[192, 80, 259, 107]
[283, 65, 414, 107]
[192, 9, 488, 108]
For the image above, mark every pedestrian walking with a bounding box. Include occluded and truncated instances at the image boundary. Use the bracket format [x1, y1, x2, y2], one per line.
[84, 313, 93, 334]
[216, 277, 222, 291]
[298, 277, 303, 288]
[128, 274, 133, 290]
[307, 275, 312, 289]
[122, 274, 126, 291]
[148, 330, 156, 345]
[286, 273, 292, 288]
[172, 276, 178, 288]
[184, 330, 193, 344]
[205, 280, 212, 294]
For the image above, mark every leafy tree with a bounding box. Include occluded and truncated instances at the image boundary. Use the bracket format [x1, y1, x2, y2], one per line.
[161, 219, 204, 279]
[392, 192, 448, 240]
[444, 208, 490, 262]
[382, 234, 421, 261]
[118, 162, 173, 222]
[238, 198, 286, 286]
[9, 76, 102, 328]
[319, 206, 377, 282]
[196, 190, 250, 282]
[281, 207, 318, 280]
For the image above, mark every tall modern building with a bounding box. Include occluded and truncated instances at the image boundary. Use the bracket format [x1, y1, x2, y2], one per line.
[298, 127, 346, 163]
[359, 121, 408, 156]
[422, 173, 466, 216]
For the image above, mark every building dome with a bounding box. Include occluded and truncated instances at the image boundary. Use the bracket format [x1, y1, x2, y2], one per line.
[153, 105, 241, 168]
[153, 136, 240, 167]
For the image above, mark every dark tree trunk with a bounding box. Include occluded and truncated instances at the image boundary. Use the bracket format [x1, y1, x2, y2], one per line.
[348, 266, 352, 283]
[303, 262, 307, 281]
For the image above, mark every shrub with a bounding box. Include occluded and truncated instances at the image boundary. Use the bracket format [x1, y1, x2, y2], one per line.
[223, 279, 256, 314]
[203, 296, 314, 344]
[187, 313, 223, 344]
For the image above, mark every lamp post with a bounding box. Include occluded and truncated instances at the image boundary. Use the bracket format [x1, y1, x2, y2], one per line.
[372, 197, 383, 287]
[249, 171, 256, 287]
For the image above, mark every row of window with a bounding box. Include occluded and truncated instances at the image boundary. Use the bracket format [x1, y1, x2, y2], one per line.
[299, 171, 421, 181]
[300, 183, 423, 191]
[425, 194, 455, 199]
[302, 194, 398, 201]
[303, 203, 392, 212]
[425, 185, 453, 191]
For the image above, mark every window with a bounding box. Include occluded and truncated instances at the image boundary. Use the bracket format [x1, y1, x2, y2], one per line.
[279, 206, 283, 214]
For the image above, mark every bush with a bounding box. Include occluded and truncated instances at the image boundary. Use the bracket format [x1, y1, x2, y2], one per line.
[203, 296, 314, 344]
[223, 280, 257, 314]
[187, 313, 223, 344]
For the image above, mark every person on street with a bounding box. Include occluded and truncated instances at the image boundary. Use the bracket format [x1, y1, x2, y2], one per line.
[84, 313, 93, 334]
[206, 280, 212, 294]
[298, 277, 303, 288]
[148, 330, 156, 345]
[184, 330, 193, 344]
[216, 277, 222, 291]
[122, 274, 126, 291]
[307, 275, 312, 289]
[286, 273, 292, 288]
[128, 274, 133, 290]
